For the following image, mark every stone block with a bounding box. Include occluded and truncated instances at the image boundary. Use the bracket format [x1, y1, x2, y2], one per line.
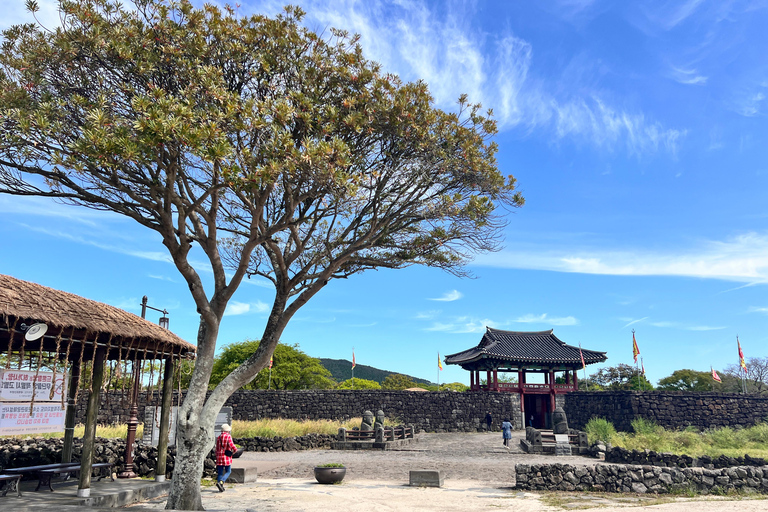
[228, 460, 258, 483]
[410, 470, 444, 488]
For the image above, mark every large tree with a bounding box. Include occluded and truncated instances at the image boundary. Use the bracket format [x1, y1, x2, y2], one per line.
[0, 1, 522, 509]
[209, 340, 334, 390]
[657, 369, 715, 392]
[592, 364, 653, 390]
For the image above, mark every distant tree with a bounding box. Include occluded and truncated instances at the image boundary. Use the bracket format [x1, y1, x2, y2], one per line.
[337, 377, 382, 390]
[657, 369, 713, 392]
[724, 357, 768, 394]
[593, 364, 653, 390]
[434, 382, 469, 392]
[577, 376, 606, 391]
[382, 373, 419, 390]
[209, 340, 334, 390]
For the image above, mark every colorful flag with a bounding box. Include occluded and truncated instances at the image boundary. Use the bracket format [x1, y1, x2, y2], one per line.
[641, 359, 646, 375]
[632, 331, 640, 363]
[438, 353, 443, 371]
[711, 367, 721, 383]
[352, 350, 356, 369]
[738, 338, 747, 371]
[268, 356, 273, 369]
[580, 345, 586, 370]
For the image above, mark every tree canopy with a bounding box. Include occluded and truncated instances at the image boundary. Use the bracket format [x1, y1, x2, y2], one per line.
[381, 373, 419, 390]
[209, 340, 334, 390]
[337, 377, 381, 390]
[592, 364, 653, 390]
[657, 369, 716, 392]
[0, 1, 523, 508]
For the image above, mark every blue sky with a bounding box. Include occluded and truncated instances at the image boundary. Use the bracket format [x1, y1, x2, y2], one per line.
[2, 0, 768, 386]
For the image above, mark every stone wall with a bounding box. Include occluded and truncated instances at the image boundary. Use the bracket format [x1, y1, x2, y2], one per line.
[604, 446, 766, 469]
[563, 391, 768, 431]
[515, 463, 768, 494]
[75, 389, 521, 432]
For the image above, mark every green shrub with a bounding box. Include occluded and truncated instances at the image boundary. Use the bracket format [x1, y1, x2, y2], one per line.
[585, 417, 617, 444]
[316, 463, 345, 468]
[631, 417, 658, 435]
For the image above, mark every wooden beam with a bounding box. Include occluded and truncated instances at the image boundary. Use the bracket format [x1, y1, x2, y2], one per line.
[61, 359, 80, 464]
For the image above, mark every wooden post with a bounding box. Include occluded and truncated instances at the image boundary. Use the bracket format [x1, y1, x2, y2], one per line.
[155, 357, 175, 482]
[61, 358, 81, 463]
[78, 346, 105, 498]
[485, 370, 491, 390]
[470, 370, 474, 390]
[573, 370, 579, 390]
[492, 369, 498, 391]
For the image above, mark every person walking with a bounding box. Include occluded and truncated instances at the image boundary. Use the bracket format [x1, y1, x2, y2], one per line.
[485, 412, 493, 431]
[215, 423, 238, 492]
[501, 418, 513, 449]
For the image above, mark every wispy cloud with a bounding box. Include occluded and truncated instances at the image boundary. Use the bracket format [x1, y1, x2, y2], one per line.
[223, 300, 270, 316]
[424, 316, 498, 334]
[748, 306, 768, 314]
[293, 0, 683, 157]
[648, 320, 726, 331]
[429, 290, 463, 302]
[475, 232, 768, 283]
[148, 274, 175, 282]
[513, 313, 578, 326]
[669, 66, 708, 85]
[621, 317, 649, 329]
[415, 310, 441, 320]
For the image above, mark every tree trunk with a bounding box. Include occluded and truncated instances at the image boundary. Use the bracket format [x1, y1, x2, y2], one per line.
[165, 318, 220, 510]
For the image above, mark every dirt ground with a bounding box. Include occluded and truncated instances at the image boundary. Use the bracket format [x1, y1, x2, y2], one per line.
[129, 432, 768, 512]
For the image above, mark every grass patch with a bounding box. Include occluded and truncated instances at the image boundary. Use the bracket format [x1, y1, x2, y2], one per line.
[1, 423, 144, 440]
[585, 418, 768, 459]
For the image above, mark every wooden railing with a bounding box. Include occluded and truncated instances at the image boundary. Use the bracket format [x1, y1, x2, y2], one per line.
[471, 382, 577, 393]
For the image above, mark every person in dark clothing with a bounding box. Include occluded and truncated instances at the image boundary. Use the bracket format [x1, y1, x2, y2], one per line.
[485, 412, 492, 431]
[501, 418, 513, 448]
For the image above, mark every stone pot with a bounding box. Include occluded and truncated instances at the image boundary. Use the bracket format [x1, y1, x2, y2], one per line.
[314, 466, 346, 484]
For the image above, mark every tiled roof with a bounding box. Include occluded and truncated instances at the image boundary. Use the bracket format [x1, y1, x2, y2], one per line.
[444, 328, 607, 368]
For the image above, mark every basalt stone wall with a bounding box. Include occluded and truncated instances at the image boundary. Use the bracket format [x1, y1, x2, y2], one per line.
[515, 463, 768, 494]
[563, 391, 768, 432]
[604, 446, 766, 469]
[75, 389, 522, 432]
[0, 434, 335, 477]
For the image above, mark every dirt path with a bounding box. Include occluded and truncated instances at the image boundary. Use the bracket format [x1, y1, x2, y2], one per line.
[128, 432, 767, 511]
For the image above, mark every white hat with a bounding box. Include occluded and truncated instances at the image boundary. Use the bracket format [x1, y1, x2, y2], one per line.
[221, 423, 231, 432]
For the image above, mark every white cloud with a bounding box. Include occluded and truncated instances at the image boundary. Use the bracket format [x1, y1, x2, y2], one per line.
[429, 290, 463, 302]
[669, 66, 708, 85]
[415, 310, 441, 320]
[424, 316, 499, 334]
[649, 320, 726, 331]
[513, 314, 578, 326]
[621, 317, 649, 329]
[223, 300, 270, 316]
[475, 232, 768, 283]
[293, 0, 683, 157]
[736, 91, 766, 117]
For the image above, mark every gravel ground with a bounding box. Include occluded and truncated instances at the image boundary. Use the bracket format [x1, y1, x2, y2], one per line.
[246, 431, 594, 485]
[127, 431, 768, 512]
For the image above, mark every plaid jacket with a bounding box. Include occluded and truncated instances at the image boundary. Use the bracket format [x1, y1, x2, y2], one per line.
[215, 431, 237, 466]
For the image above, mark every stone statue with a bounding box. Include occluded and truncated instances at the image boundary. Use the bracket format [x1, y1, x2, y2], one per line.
[374, 409, 386, 431]
[361, 410, 374, 431]
[552, 406, 569, 434]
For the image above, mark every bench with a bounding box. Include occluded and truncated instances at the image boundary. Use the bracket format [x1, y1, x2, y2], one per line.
[5, 462, 114, 492]
[37, 462, 115, 492]
[0, 474, 22, 498]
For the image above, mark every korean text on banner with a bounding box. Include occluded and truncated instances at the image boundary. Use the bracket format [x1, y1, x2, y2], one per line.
[0, 369, 68, 402]
[0, 402, 66, 435]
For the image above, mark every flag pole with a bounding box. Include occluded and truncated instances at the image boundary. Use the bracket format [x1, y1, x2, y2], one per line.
[579, 342, 588, 391]
[437, 353, 440, 392]
[351, 347, 355, 381]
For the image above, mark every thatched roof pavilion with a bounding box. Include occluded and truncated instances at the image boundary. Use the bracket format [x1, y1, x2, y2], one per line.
[0, 274, 195, 496]
[0, 274, 195, 361]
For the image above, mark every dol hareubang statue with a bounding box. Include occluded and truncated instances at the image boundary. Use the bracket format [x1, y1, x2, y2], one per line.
[552, 406, 569, 434]
[361, 410, 374, 431]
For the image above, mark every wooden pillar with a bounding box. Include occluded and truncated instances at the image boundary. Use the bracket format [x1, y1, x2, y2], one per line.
[486, 370, 491, 390]
[573, 370, 579, 390]
[78, 346, 105, 498]
[155, 357, 175, 482]
[61, 358, 81, 463]
[492, 369, 498, 391]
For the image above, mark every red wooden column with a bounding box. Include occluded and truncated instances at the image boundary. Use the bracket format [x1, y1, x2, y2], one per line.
[549, 370, 556, 412]
[470, 371, 474, 390]
[492, 369, 498, 391]
[486, 370, 491, 390]
[573, 370, 579, 390]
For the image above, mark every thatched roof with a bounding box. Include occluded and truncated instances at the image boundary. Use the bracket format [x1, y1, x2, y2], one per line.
[0, 274, 195, 360]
